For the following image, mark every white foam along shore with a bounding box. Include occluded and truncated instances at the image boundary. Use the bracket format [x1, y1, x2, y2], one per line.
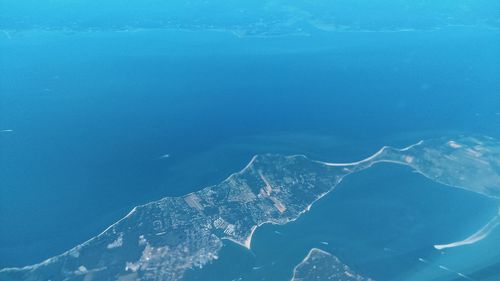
[434, 207, 500, 250]
[320, 140, 424, 167]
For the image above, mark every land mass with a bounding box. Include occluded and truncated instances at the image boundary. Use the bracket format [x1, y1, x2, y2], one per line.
[1, 135, 498, 281]
[290, 248, 373, 281]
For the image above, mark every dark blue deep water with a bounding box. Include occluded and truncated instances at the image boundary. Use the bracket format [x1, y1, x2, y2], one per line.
[1, 1, 500, 280]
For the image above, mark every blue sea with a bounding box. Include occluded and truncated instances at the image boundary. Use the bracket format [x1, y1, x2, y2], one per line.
[1, 1, 500, 280]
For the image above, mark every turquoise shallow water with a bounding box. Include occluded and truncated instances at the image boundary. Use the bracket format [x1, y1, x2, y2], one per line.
[1, 1, 500, 279]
